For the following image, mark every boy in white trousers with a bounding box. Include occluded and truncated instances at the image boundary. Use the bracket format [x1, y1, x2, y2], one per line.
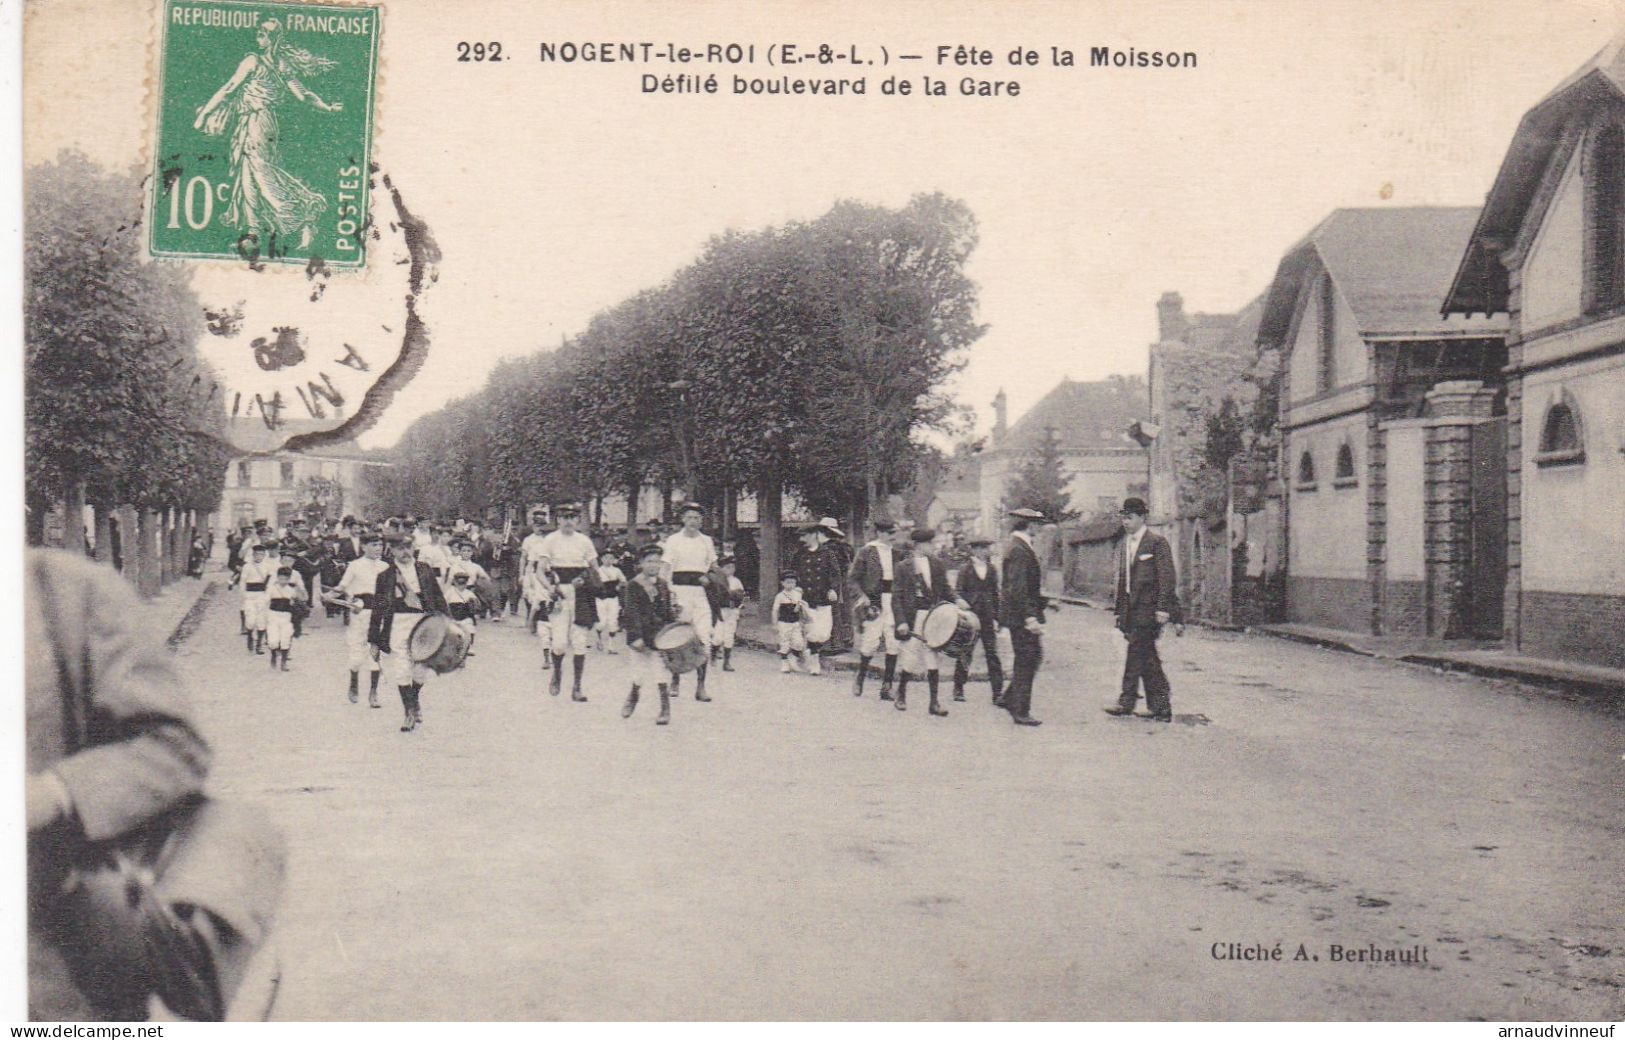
[771, 571, 813, 674]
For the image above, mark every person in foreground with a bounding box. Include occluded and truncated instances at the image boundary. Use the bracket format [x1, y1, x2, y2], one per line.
[1104, 496, 1183, 722]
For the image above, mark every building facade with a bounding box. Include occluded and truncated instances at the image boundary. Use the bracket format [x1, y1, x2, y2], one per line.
[216, 419, 391, 539]
[1260, 208, 1507, 637]
[1446, 39, 1625, 668]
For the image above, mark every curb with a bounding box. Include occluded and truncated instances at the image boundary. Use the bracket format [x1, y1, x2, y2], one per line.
[1397, 652, 1625, 701]
[1244, 625, 1381, 659]
[734, 633, 993, 681]
[166, 579, 220, 651]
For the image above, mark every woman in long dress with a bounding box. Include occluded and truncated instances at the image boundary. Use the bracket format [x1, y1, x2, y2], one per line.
[193, 19, 343, 250]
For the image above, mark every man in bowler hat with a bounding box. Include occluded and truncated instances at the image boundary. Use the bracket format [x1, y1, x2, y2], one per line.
[1000, 507, 1047, 726]
[1104, 497, 1182, 722]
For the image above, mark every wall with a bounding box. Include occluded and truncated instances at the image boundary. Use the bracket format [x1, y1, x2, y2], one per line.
[1285, 410, 1370, 629]
[1520, 144, 1584, 334]
[1286, 268, 1368, 405]
[1516, 353, 1625, 666]
[1380, 421, 1428, 637]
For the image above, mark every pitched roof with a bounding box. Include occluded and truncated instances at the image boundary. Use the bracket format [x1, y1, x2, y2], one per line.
[997, 375, 1148, 455]
[1259, 208, 1507, 343]
[1445, 34, 1625, 315]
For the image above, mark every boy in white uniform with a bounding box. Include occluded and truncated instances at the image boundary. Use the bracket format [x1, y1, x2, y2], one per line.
[593, 549, 626, 653]
[537, 504, 599, 701]
[713, 554, 745, 672]
[266, 566, 298, 671]
[236, 542, 273, 655]
[334, 531, 388, 706]
[661, 503, 717, 702]
[771, 572, 812, 673]
[448, 536, 491, 652]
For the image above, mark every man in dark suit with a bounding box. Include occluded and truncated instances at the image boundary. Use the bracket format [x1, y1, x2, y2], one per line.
[953, 534, 1004, 704]
[1105, 497, 1182, 722]
[1000, 507, 1047, 726]
[893, 527, 956, 716]
[333, 516, 366, 566]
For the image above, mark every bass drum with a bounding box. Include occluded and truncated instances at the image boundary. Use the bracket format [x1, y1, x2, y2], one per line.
[407, 613, 469, 674]
[922, 602, 980, 660]
[652, 621, 707, 674]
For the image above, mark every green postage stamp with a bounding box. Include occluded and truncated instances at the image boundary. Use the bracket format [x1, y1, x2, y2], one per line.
[150, 0, 380, 268]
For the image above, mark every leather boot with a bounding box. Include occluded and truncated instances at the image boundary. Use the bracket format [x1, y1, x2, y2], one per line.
[245, 629, 254, 653]
[281, 647, 291, 672]
[622, 686, 639, 719]
[549, 654, 564, 695]
[694, 663, 711, 702]
[928, 672, 948, 717]
[256, 631, 266, 654]
[348, 672, 359, 703]
[656, 684, 671, 725]
[895, 675, 909, 711]
[879, 655, 897, 700]
[411, 682, 424, 724]
[722, 648, 734, 672]
[399, 686, 417, 731]
[571, 655, 587, 701]
[854, 657, 869, 697]
[368, 672, 381, 708]
[268, 649, 279, 670]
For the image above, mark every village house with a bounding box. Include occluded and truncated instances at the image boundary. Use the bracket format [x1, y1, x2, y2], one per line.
[971, 377, 1149, 537]
[1260, 208, 1508, 638]
[1445, 38, 1625, 669]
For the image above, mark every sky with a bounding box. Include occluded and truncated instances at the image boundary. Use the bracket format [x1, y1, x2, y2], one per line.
[22, 0, 1625, 448]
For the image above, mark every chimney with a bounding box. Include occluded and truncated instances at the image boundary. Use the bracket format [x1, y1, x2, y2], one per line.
[1157, 291, 1188, 343]
[992, 389, 1008, 446]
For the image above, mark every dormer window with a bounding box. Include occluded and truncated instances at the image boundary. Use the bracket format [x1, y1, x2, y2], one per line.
[1584, 121, 1625, 315]
[1534, 393, 1585, 468]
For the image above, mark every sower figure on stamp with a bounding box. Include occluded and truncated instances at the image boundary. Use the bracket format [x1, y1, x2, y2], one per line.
[368, 537, 448, 733]
[620, 543, 678, 726]
[849, 517, 904, 699]
[795, 518, 845, 676]
[332, 530, 387, 706]
[1001, 507, 1048, 727]
[661, 502, 717, 703]
[953, 534, 1005, 705]
[1104, 496, 1183, 723]
[893, 527, 956, 717]
[538, 504, 600, 701]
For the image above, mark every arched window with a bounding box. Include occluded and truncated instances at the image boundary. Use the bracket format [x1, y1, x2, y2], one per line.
[1535, 393, 1585, 467]
[1333, 442, 1357, 486]
[1296, 449, 1317, 490]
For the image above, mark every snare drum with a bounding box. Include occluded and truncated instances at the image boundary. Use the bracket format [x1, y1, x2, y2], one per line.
[652, 622, 707, 674]
[408, 613, 470, 674]
[922, 603, 980, 659]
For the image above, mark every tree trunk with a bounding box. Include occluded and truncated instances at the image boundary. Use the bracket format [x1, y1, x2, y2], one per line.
[660, 478, 674, 525]
[26, 493, 47, 546]
[723, 486, 737, 543]
[63, 482, 87, 555]
[625, 481, 640, 530]
[117, 505, 137, 579]
[93, 501, 114, 566]
[137, 508, 160, 597]
[757, 475, 782, 622]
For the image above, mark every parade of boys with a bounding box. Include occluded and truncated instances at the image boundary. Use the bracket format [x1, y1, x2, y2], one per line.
[221, 493, 1182, 735]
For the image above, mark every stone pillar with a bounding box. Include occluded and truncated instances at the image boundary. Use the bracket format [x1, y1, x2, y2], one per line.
[1423, 380, 1499, 639]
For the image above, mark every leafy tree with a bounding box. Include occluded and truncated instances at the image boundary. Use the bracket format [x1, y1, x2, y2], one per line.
[1000, 425, 1079, 523]
[26, 151, 226, 544]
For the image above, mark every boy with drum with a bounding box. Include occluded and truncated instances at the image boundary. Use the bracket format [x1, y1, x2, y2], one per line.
[661, 503, 717, 703]
[368, 536, 450, 733]
[619, 543, 678, 726]
[893, 527, 958, 717]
